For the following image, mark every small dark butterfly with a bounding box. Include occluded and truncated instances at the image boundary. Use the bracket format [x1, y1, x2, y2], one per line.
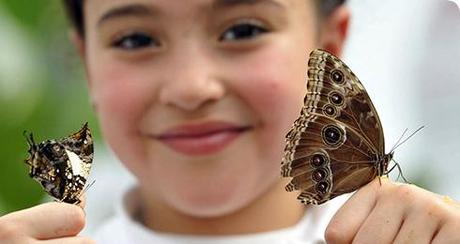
[24, 123, 94, 204]
[281, 49, 394, 205]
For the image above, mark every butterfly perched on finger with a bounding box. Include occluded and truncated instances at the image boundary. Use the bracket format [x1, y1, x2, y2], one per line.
[281, 49, 395, 205]
[24, 123, 94, 204]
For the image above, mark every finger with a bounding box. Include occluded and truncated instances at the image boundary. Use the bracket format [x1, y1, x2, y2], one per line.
[325, 177, 385, 243]
[431, 200, 460, 244]
[391, 188, 448, 244]
[354, 182, 444, 243]
[352, 196, 405, 244]
[392, 208, 441, 244]
[3, 202, 85, 240]
[38, 236, 95, 244]
[432, 221, 460, 244]
[77, 195, 86, 209]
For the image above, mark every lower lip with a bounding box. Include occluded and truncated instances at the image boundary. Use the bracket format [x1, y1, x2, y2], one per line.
[155, 130, 246, 156]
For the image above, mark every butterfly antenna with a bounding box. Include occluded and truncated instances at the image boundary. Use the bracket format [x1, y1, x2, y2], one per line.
[389, 128, 408, 153]
[391, 126, 425, 152]
[389, 158, 410, 184]
[80, 180, 96, 198]
[23, 130, 34, 146]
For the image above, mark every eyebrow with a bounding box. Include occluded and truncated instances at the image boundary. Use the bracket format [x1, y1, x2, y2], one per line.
[97, 0, 284, 27]
[212, 0, 284, 9]
[98, 4, 156, 27]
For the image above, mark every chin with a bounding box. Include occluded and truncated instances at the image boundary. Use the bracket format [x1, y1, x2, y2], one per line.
[162, 170, 271, 218]
[174, 199, 247, 218]
[170, 182, 253, 218]
[138, 134, 284, 218]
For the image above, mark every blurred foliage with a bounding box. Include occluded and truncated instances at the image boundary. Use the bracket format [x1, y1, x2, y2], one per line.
[0, 1, 100, 214]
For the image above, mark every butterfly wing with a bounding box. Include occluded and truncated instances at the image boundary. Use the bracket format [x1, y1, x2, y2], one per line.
[25, 123, 94, 204]
[62, 122, 94, 168]
[58, 122, 94, 203]
[281, 49, 385, 204]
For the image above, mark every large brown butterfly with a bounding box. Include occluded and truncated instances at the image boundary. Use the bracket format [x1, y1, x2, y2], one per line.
[24, 123, 94, 204]
[281, 49, 393, 205]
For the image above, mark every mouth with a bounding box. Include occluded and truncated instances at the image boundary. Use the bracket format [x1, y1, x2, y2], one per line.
[151, 121, 253, 156]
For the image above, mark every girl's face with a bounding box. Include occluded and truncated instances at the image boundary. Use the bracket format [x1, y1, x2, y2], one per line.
[83, 0, 318, 217]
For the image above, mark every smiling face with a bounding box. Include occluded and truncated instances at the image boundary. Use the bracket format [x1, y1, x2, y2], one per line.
[80, 0, 332, 217]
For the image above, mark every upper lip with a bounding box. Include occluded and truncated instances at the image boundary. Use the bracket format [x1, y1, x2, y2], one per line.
[153, 121, 253, 139]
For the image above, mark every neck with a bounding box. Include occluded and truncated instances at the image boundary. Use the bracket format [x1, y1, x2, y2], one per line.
[137, 179, 306, 235]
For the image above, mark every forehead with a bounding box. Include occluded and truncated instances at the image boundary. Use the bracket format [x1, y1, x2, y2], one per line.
[88, 0, 292, 9]
[85, 0, 301, 21]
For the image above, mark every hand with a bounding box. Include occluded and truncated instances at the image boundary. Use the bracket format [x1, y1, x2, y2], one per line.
[0, 200, 94, 243]
[325, 177, 460, 244]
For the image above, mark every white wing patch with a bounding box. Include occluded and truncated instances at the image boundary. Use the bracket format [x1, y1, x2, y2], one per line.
[65, 149, 88, 177]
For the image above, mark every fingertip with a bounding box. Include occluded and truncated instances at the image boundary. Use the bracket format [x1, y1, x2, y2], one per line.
[373, 175, 391, 185]
[52, 202, 86, 234]
[11, 201, 87, 239]
[77, 195, 87, 209]
[60, 203, 87, 235]
[379, 175, 389, 181]
[368, 176, 396, 193]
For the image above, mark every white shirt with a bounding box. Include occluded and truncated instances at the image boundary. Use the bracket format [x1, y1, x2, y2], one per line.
[90, 188, 349, 244]
[82, 149, 349, 243]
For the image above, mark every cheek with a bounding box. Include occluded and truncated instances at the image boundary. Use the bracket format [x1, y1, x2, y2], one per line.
[222, 43, 309, 192]
[87, 57, 156, 172]
[232, 45, 308, 137]
[90, 65, 148, 129]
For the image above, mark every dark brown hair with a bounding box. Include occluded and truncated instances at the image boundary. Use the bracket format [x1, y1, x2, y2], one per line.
[63, 0, 346, 36]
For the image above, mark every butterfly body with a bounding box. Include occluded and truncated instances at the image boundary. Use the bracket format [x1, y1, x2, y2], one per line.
[281, 49, 390, 205]
[24, 123, 93, 204]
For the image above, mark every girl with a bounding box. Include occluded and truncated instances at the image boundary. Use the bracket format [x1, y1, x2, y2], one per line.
[1, 0, 459, 243]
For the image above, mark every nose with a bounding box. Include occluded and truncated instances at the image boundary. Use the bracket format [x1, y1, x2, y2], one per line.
[158, 48, 225, 111]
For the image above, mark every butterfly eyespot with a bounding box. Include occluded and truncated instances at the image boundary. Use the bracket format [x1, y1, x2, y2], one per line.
[316, 181, 329, 194]
[312, 169, 327, 182]
[329, 92, 344, 106]
[323, 104, 338, 117]
[310, 153, 328, 167]
[331, 69, 345, 84]
[321, 125, 344, 147]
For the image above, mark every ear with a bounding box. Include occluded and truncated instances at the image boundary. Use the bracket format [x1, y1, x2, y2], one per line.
[69, 30, 86, 59]
[68, 30, 92, 85]
[319, 5, 350, 57]
[68, 30, 97, 111]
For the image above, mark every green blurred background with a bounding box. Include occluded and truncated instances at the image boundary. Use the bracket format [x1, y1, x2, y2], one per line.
[0, 1, 101, 214]
[0, 0, 452, 216]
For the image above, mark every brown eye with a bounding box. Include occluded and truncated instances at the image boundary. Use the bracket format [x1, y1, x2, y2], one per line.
[220, 23, 268, 41]
[112, 32, 159, 50]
